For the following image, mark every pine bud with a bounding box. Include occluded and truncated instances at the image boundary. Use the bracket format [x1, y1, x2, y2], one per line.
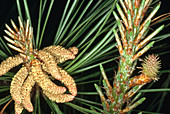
[43, 91, 75, 103]
[38, 50, 62, 80]
[10, 67, 28, 104]
[14, 102, 23, 114]
[43, 45, 77, 63]
[21, 75, 35, 112]
[31, 60, 66, 94]
[42, 65, 77, 96]
[0, 55, 23, 76]
[59, 68, 77, 96]
[68, 46, 78, 55]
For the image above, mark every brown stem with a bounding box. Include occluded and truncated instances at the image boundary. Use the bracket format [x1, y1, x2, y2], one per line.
[0, 99, 13, 114]
[151, 13, 170, 26]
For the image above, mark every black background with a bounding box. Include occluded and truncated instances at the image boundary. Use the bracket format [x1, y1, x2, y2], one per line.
[0, 0, 169, 114]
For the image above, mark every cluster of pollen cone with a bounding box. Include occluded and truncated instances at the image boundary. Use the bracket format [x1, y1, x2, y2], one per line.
[0, 17, 78, 113]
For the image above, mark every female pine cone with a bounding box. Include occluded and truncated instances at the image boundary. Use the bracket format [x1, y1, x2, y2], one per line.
[142, 54, 161, 80]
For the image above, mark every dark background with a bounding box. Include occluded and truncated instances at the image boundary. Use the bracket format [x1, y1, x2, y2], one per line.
[0, 0, 169, 114]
